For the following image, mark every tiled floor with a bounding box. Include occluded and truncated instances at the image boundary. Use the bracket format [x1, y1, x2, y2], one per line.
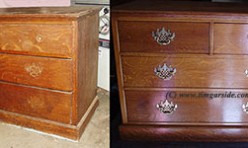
[0, 89, 109, 148]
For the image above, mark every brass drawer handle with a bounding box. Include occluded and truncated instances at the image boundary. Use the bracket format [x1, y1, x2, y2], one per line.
[152, 27, 175, 45]
[154, 63, 176, 80]
[156, 100, 177, 114]
[243, 102, 248, 113]
[25, 63, 43, 78]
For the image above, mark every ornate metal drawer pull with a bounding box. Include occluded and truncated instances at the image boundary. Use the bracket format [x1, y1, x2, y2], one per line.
[154, 63, 176, 80]
[25, 63, 43, 78]
[156, 100, 177, 114]
[245, 69, 248, 77]
[152, 27, 175, 45]
[243, 102, 248, 113]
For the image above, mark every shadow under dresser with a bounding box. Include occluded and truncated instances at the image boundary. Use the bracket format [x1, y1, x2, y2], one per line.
[0, 6, 101, 140]
[112, 0, 248, 141]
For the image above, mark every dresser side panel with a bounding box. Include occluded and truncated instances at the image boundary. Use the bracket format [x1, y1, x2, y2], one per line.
[76, 12, 99, 123]
[112, 13, 128, 123]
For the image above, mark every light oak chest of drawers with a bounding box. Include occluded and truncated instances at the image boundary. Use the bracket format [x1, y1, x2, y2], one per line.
[0, 6, 101, 140]
[112, 1, 248, 141]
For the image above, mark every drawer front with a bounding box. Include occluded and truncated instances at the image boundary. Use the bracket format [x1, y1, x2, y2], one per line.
[214, 24, 248, 55]
[126, 90, 248, 123]
[0, 54, 73, 91]
[0, 24, 73, 58]
[0, 82, 71, 123]
[122, 56, 248, 88]
[118, 21, 209, 53]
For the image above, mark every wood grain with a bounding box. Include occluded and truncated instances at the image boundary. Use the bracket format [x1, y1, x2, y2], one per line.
[0, 24, 73, 58]
[0, 54, 73, 91]
[74, 12, 99, 124]
[120, 125, 248, 142]
[122, 56, 248, 88]
[0, 6, 101, 140]
[112, 0, 248, 141]
[118, 21, 209, 53]
[125, 90, 248, 123]
[0, 82, 71, 123]
[214, 23, 248, 55]
[0, 95, 99, 140]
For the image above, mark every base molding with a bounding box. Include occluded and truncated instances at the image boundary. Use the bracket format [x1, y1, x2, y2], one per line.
[120, 124, 248, 142]
[0, 96, 99, 141]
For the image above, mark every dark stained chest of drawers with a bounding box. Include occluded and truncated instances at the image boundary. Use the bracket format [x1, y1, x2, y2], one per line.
[112, 0, 248, 141]
[0, 6, 101, 140]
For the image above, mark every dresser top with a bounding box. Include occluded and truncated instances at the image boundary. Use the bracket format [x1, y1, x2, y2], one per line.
[112, 0, 248, 15]
[0, 6, 101, 19]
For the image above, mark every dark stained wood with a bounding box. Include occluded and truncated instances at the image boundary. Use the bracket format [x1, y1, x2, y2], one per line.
[120, 125, 248, 142]
[0, 6, 101, 140]
[0, 82, 71, 123]
[214, 23, 248, 55]
[125, 90, 248, 123]
[112, 0, 248, 142]
[0, 54, 73, 91]
[0, 24, 73, 58]
[118, 21, 209, 53]
[122, 56, 248, 88]
[112, 0, 248, 15]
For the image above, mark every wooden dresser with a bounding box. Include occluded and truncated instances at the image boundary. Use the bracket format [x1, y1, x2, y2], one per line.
[0, 6, 101, 140]
[112, 0, 248, 141]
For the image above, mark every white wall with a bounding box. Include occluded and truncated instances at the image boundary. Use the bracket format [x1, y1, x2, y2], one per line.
[0, 0, 70, 8]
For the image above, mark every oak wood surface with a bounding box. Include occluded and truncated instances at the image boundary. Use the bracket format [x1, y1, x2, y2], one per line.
[120, 125, 248, 142]
[214, 23, 248, 55]
[122, 56, 248, 88]
[0, 53, 73, 91]
[75, 12, 99, 124]
[0, 96, 99, 140]
[125, 90, 248, 123]
[0, 6, 101, 140]
[118, 21, 209, 53]
[0, 24, 73, 58]
[0, 82, 71, 123]
[112, 0, 248, 142]
[0, 6, 102, 19]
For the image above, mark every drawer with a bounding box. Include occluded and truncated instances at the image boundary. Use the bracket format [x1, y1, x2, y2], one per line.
[0, 24, 73, 58]
[0, 54, 73, 91]
[126, 90, 248, 123]
[118, 21, 209, 53]
[214, 24, 248, 55]
[122, 56, 248, 88]
[0, 82, 71, 123]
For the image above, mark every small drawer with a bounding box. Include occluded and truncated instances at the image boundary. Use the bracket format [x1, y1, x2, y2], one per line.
[0, 24, 73, 58]
[0, 54, 73, 91]
[126, 90, 248, 123]
[122, 56, 248, 88]
[118, 21, 209, 53]
[214, 24, 248, 55]
[0, 82, 71, 123]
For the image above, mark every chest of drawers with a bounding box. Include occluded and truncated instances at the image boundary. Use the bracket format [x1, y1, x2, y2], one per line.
[0, 6, 101, 140]
[112, 1, 248, 141]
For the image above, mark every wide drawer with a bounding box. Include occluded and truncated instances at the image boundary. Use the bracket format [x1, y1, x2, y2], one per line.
[0, 82, 71, 123]
[0, 54, 73, 91]
[126, 90, 248, 123]
[118, 21, 209, 53]
[0, 24, 73, 58]
[122, 56, 248, 88]
[214, 24, 248, 55]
